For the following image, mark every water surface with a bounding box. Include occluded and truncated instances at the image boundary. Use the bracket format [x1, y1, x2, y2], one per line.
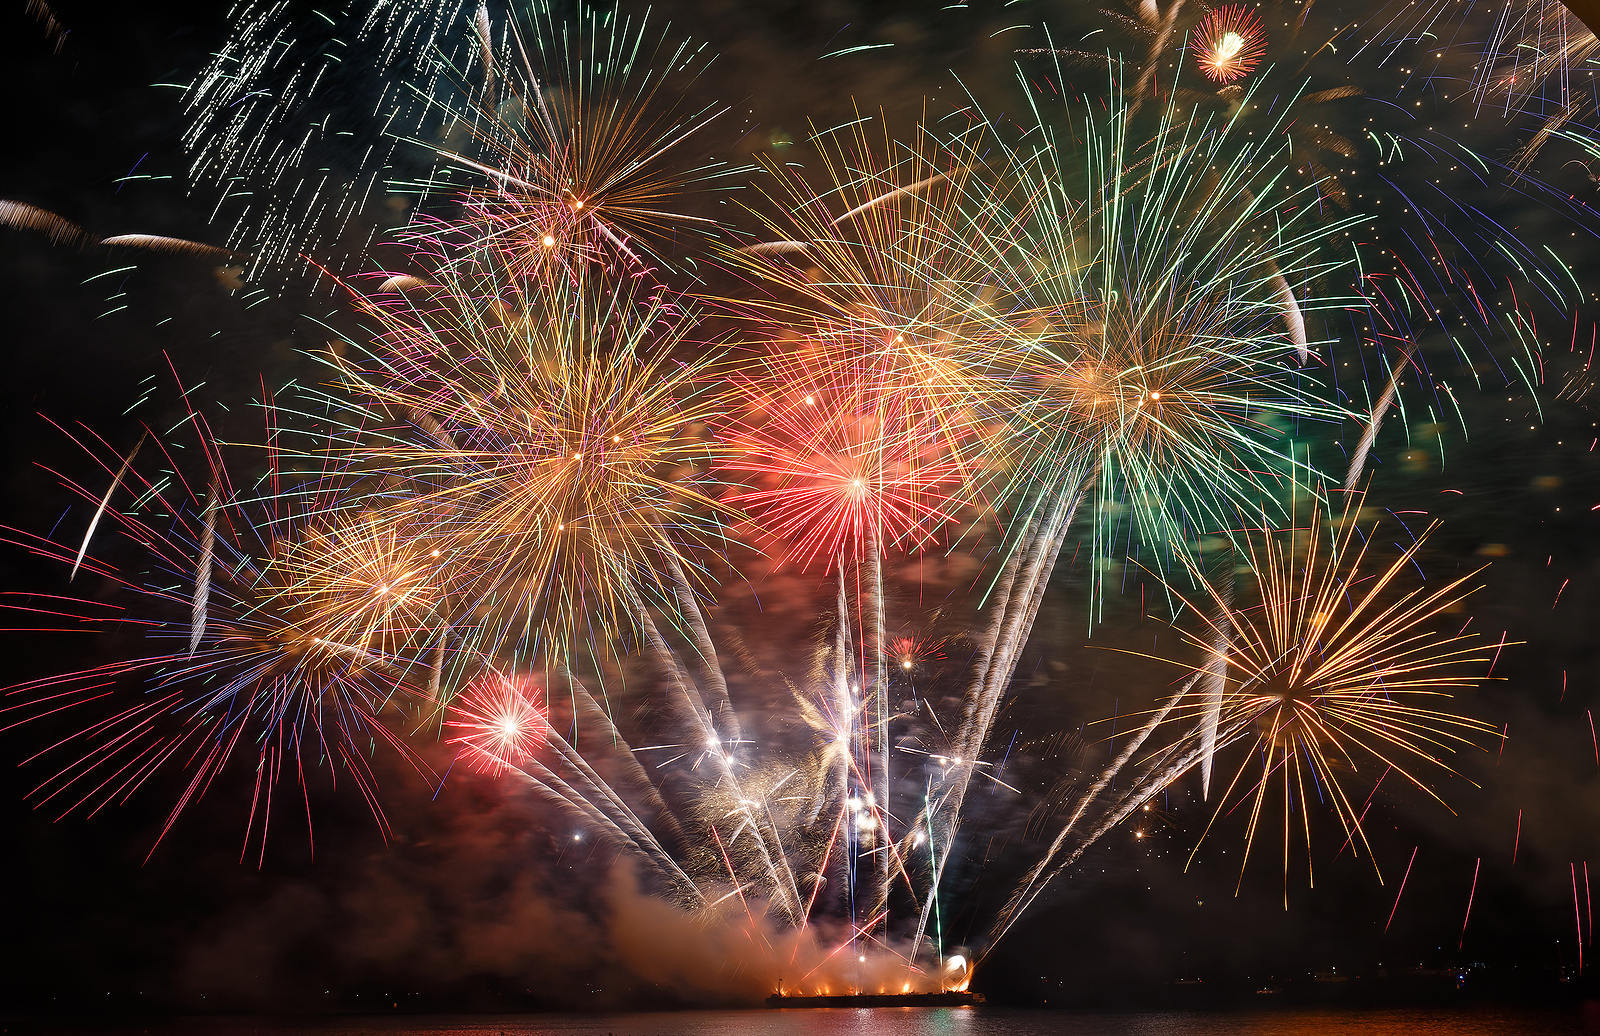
[1, 1007, 1583, 1036]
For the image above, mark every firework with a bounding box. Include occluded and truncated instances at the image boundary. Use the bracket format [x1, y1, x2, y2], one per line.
[716, 334, 969, 940]
[266, 509, 452, 660]
[1176, 498, 1497, 893]
[979, 75, 1361, 573]
[1022, 0, 1579, 477]
[1, 418, 432, 857]
[402, 3, 732, 280]
[444, 669, 548, 775]
[986, 495, 1494, 949]
[720, 336, 975, 572]
[1191, 5, 1268, 84]
[182, 1, 728, 289]
[6, 0, 1561, 1003]
[308, 258, 739, 665]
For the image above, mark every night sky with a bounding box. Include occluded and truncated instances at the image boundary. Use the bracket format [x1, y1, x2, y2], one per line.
[3, 0, 1600, 1017]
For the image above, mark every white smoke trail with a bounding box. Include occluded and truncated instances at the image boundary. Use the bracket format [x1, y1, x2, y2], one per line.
[1198, 548, 1234, 800]
[1343, 344, 1416, 491]
[1268, 262, 1310, 364]
[189, 477, 219, 657]
[71, 431, 147, 581]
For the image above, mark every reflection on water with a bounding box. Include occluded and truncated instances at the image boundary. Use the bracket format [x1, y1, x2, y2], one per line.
[2, 1007, 1583, 1036]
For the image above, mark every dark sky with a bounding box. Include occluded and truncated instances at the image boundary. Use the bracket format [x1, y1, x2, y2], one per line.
[3, 0, 1600, 1017]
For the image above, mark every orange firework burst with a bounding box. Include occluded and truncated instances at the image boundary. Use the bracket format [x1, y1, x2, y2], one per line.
[1191, 5, 1267, 83]
[444, 670, 549, 775]
[1168, 496, 1498, 895]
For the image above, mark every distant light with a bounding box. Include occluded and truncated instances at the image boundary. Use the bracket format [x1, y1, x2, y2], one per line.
[542, 234, 556, 247]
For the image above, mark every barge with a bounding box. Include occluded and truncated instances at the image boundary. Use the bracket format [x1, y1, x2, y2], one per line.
[764, 990, 984, 1008]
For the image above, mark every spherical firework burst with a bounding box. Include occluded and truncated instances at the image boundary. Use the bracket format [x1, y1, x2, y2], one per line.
[407, 3, 728, 280]
[313, 259, 738, 663]
[266, 509, 451, 660]
[978, 84, 1359, 591]
[720, 336, 975, 571]
[3, 424, 431, 855]
[1190, 5, 1268, 84]
[444, 670, 548, 774]
[1166, 496, 1497, 893]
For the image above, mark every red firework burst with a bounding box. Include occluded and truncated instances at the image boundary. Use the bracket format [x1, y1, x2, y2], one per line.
[886, 635, 946, 674]
[720, 335, 974, 571]
[1191, 5, 1267, 84]
[444, 671, 549, 774]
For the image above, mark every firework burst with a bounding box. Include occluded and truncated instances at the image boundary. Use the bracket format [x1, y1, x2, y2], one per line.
[720, 336, 975, 572]
[406, 3, 732, 280]
[1171, 497, 1498, 895]
[986, 79, 1361, 595]
[1191, 5, 1268, 84]
[1, 421, 432, 856]
[311, 260, 739, 663]
[266, 509, 451, 660]
[444, 669, 549, 775]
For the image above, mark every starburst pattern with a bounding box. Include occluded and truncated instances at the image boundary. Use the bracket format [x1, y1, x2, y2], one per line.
[1191, 5, 1268, 84]
[444, 670, 549, 774]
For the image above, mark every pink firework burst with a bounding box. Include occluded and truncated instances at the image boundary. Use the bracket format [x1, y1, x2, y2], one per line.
[1191, 5, 1267, 84]
[444, 671, 549, 775]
